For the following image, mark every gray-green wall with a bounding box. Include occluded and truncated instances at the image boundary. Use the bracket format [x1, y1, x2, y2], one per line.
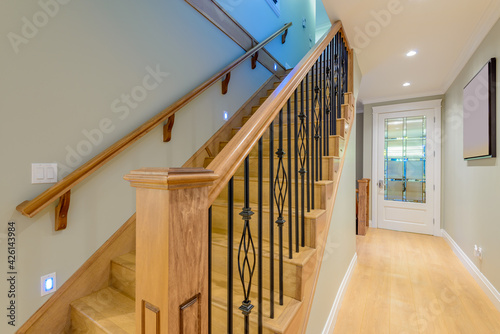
[306, 54, 362, 334]
[442, 18, 500, 292]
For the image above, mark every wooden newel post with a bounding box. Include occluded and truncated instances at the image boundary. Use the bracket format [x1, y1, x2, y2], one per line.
[357, 178, 370, 236]
[124, 168, 217, 334]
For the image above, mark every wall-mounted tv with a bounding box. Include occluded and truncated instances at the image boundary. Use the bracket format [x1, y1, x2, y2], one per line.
[463, 58, 496, 160]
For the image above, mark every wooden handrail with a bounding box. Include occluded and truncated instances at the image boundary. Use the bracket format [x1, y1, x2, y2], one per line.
[16, 22, 292, 228]
[207, 21, 348, 204]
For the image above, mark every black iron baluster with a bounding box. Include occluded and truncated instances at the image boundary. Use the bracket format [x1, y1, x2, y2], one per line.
[298, 80, 307, 247]
[258, 138, 263, 334]
[324, 46, 330, 155]
[238, 157, 255, 334]
[287, 99, 293, 260]
[311, 64, 316, 210]
[335, 33, 342, 121]
[330, 40, 336, 136]
[306, 73, 311, 213]
[208, 206, 212, 334]
[227, 177, 234, 334]
[274, 109, 287, 306]
[269, 121, 275, 319]
[294, 89, 299, 253]
[314, 59, 321, 182]
[319, 53, 323, 180]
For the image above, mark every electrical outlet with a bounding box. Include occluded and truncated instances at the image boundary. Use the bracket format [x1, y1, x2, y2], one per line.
[478, 247, 483, 260]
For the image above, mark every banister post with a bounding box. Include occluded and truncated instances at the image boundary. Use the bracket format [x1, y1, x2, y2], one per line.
[124, 167, 217, 334]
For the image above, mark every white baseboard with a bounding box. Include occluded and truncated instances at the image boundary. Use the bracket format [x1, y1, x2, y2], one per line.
[322, 253, 358, 334]
[441, 229, 500, 311]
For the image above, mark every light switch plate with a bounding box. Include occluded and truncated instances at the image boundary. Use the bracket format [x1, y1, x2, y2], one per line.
[32, 163, 58, 184]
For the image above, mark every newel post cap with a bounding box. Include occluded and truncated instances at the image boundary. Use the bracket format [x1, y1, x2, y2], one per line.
[124, 167, 218, 190]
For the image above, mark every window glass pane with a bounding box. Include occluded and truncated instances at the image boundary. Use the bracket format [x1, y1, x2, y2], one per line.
[406, 181, 425, 203]
[384, 116, 426, 203]
[387, 181, 404, 201]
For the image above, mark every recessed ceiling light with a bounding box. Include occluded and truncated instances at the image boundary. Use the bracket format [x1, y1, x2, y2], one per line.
[403, 82, 411, 87]
[406, 50, 417, 57]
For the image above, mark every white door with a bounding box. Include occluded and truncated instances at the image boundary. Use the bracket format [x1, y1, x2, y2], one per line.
[373, 101, 441, 235]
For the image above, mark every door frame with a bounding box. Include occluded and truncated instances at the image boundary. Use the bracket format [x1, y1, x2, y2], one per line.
[371, 99, 442, 236]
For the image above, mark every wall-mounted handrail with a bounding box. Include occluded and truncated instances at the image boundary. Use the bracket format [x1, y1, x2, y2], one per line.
[207, 21, 349, 204]
[16, 22, 292, 230]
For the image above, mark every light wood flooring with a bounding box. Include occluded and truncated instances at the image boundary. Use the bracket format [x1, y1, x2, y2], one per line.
[333, 228, 500, 334]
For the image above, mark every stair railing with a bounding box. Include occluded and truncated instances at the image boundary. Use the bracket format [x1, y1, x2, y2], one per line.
[16, 22, 291, 231]
[126, 21, 354, 334]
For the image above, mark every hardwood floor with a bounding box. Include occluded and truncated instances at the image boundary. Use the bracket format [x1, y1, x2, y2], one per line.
[333, 228, 500, 334]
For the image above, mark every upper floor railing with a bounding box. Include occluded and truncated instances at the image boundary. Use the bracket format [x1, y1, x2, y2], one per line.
[16, 22, 292, 231]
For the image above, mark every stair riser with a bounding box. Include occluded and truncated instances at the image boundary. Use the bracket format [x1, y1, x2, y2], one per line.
[70, 307, 108, 334]
[217, 179, 328, 210]
[110, 262, 135, 300]
[211, 242, 304, 300]
[329, 136, 345, 157]
[211, 204, 317, 249]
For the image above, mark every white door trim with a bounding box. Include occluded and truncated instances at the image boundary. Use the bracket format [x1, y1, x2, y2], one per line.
[371, 99, 442, 236]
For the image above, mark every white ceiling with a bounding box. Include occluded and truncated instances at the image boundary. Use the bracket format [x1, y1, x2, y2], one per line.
[321, 0, 500, 104]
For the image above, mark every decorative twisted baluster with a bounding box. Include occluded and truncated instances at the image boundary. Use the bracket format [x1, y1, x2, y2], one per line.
[298, 80, 307, 247]
[274, 109, 287, 305]
[325, 45, 332, 152]
[313, 60, 322, 181]
[238, 157, 255, 334]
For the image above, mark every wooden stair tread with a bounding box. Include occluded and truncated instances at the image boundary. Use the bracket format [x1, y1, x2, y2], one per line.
[111, 251, 136, 272]
[211, 271, 301, 333]
[70, 287, 135, 334]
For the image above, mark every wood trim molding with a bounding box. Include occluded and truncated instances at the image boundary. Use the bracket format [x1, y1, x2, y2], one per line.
[207, 21, 347, 204]
[185, 0, 286, 75]
[16, 215, 136, 334]
[124, 167, 218, 190]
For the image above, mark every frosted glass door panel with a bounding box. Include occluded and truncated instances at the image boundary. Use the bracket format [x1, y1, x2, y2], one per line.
[384, 116, 426, 203]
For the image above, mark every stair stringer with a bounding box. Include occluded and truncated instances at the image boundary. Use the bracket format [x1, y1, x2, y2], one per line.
[15, 215, 136, 334]
[288, 98, 356, 334]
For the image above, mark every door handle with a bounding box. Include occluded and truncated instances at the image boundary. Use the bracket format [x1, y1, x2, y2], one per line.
[378, 180, 384, 189]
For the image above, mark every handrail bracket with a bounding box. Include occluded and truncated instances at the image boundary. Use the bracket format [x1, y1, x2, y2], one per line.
[281, 28, 288, 44]
[163, 115, 176, 142]
[55, 191, 71, 231]
[251, 51, 259, 69]
[222, 72, 231, 95]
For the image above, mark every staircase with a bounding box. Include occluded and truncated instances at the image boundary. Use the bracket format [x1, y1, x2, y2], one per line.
[67, 66, 355, 333]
